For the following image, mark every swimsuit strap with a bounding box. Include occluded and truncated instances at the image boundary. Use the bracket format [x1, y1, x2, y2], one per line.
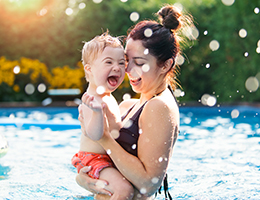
[155, 174, 172, 200]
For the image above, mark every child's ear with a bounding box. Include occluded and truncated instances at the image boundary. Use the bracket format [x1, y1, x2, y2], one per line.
[84, 64, 91, 72]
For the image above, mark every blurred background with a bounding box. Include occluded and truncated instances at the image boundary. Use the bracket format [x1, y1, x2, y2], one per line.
[0, 0, 259, 106]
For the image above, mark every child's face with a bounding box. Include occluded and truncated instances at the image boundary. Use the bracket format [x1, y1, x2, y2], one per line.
[89, 46, 125, 93]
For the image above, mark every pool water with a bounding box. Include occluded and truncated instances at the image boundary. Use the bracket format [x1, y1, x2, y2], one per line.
[0, 106, 259, 199]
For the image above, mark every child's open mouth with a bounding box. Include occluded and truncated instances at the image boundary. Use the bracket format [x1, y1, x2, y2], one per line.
[107, 76, 119, 87]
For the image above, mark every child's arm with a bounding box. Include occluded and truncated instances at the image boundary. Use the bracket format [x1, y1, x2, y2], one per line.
[81, 93, 104, 141]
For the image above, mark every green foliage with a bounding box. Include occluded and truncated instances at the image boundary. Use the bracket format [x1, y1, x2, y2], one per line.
[0, 0, 259, 103]
[179, 0, 260, 103]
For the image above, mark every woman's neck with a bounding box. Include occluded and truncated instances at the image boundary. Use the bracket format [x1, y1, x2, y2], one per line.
[139, 82, 167, 105]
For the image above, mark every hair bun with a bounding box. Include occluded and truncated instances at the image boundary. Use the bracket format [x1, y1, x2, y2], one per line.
[157, 5, 182, 31]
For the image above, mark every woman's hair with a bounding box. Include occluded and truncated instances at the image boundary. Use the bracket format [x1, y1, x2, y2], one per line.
[127, 5, 193, 90]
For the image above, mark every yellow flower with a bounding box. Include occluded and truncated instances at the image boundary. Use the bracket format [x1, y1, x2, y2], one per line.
[13, 84, 20, 92]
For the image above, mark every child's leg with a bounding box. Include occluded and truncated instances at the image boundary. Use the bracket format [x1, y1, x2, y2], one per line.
[98, 167, 134, 200]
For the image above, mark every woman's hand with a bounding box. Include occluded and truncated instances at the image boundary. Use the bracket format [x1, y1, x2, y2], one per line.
[103, 103, 122, 132]
[75, 166, 112, 196]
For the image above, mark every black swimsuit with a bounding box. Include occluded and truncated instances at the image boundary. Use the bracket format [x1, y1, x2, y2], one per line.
[116, 102, 146, 157]
[116, 85, 175, 200]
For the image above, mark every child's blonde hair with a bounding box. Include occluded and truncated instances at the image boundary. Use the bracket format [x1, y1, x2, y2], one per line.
[82, 32, 123, 81]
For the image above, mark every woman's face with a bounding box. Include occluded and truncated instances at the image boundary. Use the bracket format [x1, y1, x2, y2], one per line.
[125, 38, 162, 94]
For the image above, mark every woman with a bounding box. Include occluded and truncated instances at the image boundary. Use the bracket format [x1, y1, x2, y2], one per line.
[76, 4, 193, 199]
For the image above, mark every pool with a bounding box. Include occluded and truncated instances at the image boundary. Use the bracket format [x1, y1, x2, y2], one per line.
[0, 106, 259, 199]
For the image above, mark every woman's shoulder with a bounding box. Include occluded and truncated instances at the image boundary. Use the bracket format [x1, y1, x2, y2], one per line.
[143, 91, 179, 120]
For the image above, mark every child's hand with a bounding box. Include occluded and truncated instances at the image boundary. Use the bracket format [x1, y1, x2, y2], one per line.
[81, 93, 103, 112]
[103, 103, 122, 131]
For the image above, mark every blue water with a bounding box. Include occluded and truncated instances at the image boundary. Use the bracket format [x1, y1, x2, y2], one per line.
[0, 106, 259, 199]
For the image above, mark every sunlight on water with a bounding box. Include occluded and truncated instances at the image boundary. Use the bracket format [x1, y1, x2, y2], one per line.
[0, 106, 260, 199]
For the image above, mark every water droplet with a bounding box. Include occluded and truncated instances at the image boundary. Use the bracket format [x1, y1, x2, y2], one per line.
[221, 0, 235, 6]
[130, 12, 139, 22]
[254, 7, 259, 14]
[245, 77, 259, 92]
[183, 26, 199, 40]
[173, 89, 182, 97]
[37, 83, 46, 93]
[142, 64, 150, 72]
[151, 177, 159, 184]
[209, 40, 220, 51]
[158, 157, 163, 162]
[93, 0, 102, 3]
[205, 63, 210, 68]
[107, 149, 111, 155]
[201, 94, 217, 107]
[204, 30, 208, 35]
[96, 86, 105, 95]
[176, 54, 185, 65]
[238, 29, 247, 38]
[25, 84, 35, 95]
[173, 3, 183, 11]
[111, 129, 120, 139]
[124, 120, 133, 128]
[96, 180, 106, 189]
[65, 8, 73, 16]
[140, 188, 147, 194]
[79, 3, 86, 9]
[121, 0, 128, 2]
[256, 47, 260, 54]
[231, 109, 239, 118]
[131, 144, 136, 149]
[144, 28, 153, 37]
[139, 129, 142, 134]
[38, 8, 48, 16]
[244, 52, 249, 57]
[123, 93, 131, 100]
[143, 49, 149, 55]
[13, 65, 20, 74]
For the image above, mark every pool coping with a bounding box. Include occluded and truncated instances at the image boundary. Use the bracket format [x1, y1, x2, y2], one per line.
[0, 101, 260, 108]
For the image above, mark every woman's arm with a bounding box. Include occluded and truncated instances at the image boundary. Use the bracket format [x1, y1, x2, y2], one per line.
[99, 98, 178, 196]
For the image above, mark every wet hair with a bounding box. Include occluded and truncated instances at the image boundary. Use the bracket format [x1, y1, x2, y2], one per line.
[81, 31, 123, 81]
[127, 5, 193, 90]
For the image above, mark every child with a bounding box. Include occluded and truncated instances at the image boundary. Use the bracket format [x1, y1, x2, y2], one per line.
[71, 32, 134, 200]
